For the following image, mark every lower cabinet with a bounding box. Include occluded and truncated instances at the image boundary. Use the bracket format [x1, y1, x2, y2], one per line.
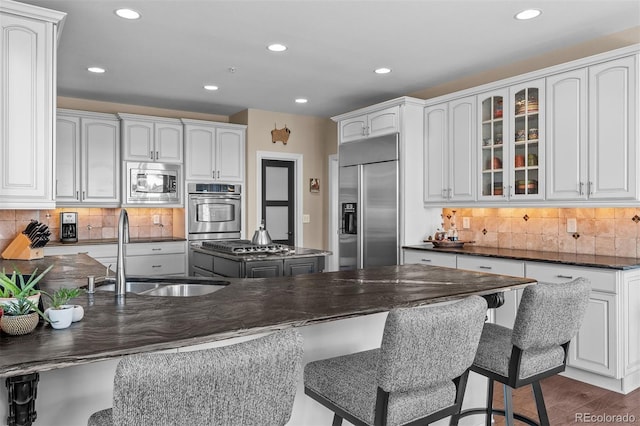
[402, 249, 456, 268]
[190, 250, 324, 278]
[125, 241, 187, 277]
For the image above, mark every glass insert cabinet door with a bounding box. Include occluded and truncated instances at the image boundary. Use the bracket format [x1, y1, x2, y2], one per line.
[510, 79, 544, 200]
[480, 89, 508, 199]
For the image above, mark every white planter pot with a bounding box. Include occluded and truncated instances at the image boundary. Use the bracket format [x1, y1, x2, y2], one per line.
[45, 306, 74, 329]
[71, 305, 84, 322]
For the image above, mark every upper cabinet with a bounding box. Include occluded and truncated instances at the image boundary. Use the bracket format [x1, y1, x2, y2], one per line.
[339, 106, 399, 143]
[547, 56, 638, 201]
[183, 120, 246, 182]
[56, 110, 121, 206]
[423, 46, 638, 206]
[0, 1, 65, 209]
[424, 96, 476, 203]
[119, 114, 183, 163]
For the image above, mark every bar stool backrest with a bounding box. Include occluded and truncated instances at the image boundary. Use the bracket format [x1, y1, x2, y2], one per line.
[377, 296, 488, 393]
[512, 278, 591, 351]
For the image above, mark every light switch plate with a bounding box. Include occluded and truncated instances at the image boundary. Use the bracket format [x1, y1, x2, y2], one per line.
[153, 215, 161, 225]
[462, 217, 470, 229]
[303, 214, 310, 224]
[566, 218, 577, 233]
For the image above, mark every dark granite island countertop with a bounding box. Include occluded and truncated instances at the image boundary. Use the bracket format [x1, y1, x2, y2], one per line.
[403, 244, 640, 270]
[0, 255, 534, 378]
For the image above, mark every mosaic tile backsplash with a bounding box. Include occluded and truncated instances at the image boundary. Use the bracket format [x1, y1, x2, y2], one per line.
[0, 208, 182, 253]
[440, 208, 640, 258]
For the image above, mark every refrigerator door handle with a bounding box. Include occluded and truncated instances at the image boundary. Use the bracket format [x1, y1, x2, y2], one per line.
[357, 164, 364, 269]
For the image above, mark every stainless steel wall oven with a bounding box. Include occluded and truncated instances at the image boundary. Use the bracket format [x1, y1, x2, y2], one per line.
[187, 183, 241, 241]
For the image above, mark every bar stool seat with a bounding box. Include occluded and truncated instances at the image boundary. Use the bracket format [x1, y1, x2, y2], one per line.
[453, 278, 591, 426]
[304, 296, 488, 426]
[87, 329, 303, 426]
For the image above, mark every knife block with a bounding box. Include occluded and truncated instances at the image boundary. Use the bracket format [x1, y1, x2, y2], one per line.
[1, 234, 44, 260]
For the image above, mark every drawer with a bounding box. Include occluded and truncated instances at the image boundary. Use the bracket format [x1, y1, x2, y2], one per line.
[457, 255, 525, 277]
[525, 262, 617, 293]
[126, 254, 186, 276]
[45, 244, 117, 258]
[126, 241, 186, 256]
[403, 249, 456, 268]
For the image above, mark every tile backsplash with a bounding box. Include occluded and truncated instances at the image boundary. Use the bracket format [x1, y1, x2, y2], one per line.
[0, 208, 182, 253]
[441, 207, 640, 258]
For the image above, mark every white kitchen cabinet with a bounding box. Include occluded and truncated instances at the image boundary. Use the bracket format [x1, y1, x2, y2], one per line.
[56, 110, 120, 206]
[546, 68, 589, 200]
[457, 255, 525, 328]
[125, 241, 187, 277]
[478, 89, 509, 200]
[0, 1, 65, 209]
[119, 114, 183, 163]
[183, 120, 246, 182]
[339, 106, 399, 143]
[547, 55, 638, 201]
[424, 97, 476, 203]
[44, 244, 117, 270]
[525, 262, 619, 379]
[402, 249, 456, 268]
[588, 56, 638, 200]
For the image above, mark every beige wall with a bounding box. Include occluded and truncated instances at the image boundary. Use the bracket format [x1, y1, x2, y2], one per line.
[411, 26, 640, 101]
[231, 109, 336, 249]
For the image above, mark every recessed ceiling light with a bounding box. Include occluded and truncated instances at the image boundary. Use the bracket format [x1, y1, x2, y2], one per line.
[204, 85, 219, 91]
[267, 43, 287, 52]
[87, 67, 106, 74]
[374, 67, 392, 74]
[115, 8, 141, 20]
[295, 98, 308, 104]
[515, 9, 541, 20]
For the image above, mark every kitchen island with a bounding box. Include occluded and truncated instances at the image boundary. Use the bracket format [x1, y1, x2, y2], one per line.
[0, 254, 535, 426]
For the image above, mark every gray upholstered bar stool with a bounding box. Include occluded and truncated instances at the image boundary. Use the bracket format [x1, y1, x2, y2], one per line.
[87, 329, 303, 426]
[304, 296, 488, 426]
[453, 278, 591, 426]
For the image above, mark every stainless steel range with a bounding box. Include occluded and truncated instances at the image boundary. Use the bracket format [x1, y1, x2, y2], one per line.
[201, 239, 289, 254]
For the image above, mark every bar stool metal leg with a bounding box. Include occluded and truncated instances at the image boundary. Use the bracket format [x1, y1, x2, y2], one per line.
[532, 381, 550, 426]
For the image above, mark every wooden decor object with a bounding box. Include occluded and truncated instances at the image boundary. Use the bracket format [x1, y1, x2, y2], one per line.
[271, 124, 291, 145]
[1, 234, 44, 260]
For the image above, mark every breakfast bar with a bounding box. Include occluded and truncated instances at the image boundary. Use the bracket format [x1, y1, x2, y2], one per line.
[0, 255, 535, 425]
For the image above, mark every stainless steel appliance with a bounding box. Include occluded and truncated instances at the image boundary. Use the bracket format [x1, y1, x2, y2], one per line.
[187, 183, 241, 241]
[339, 134, 399, 270]
[60, 212, 78, 243]
[124, 162, 181, 205]
[200, 239, 288, 254]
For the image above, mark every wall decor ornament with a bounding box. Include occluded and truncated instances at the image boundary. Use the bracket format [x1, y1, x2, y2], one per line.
[271, 124, 291, 145]
[310, 178, 320, 193]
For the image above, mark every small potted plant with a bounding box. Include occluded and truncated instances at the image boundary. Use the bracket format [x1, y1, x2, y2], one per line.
[0, 264, 54, 309]
[43, 287, 84, 330]
[0, 296, 48, 336]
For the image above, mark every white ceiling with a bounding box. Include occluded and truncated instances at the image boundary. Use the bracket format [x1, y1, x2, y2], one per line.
[19, 0, 640, 118]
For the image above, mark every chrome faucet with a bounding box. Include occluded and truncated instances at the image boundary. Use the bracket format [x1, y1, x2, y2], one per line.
[116, 209, 130, 298]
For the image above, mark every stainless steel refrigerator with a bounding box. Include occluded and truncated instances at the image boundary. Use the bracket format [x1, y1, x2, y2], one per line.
[339, 134, 399, 270]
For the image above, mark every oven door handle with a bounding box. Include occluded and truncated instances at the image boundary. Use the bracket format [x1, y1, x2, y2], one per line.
[190, 195, 241, 201]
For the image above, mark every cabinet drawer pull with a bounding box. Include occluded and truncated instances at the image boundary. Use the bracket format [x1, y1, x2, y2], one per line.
[556, 274, 573, 279]
[151, 248, 162, 251]
[151, 265, 162, 268]
[420, 258, 432, 262]
[479, 266, 492, 270]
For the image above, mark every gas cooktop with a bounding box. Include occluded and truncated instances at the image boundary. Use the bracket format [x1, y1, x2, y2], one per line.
[201, 239, 289, 254]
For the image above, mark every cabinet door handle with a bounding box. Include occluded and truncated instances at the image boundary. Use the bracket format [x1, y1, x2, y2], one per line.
[442, 189, 447, 199]
[150, 151, 154, 160]
[502, 186, 507, 198]
[217, 171, 220, 179]
[76, 191, 80, 201]
[212, 170, 216, 179]
[82, 191, 86, 201]
[588, 181, 593, 195]
[579, 182, 584, 195]
[448, 188, 452, 199]
[556, 274, 573, 279]
[155, 151, 159, 160]
[479, 265, 492, 270]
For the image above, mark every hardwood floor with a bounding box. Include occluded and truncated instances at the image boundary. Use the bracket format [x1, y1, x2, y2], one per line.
[482, 375, 640, 425]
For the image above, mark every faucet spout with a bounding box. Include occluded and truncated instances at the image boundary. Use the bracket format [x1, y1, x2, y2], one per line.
[116, 209, 130, 298]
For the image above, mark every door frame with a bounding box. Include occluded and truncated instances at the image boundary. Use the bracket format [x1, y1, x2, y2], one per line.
[256, 151, 303, 247]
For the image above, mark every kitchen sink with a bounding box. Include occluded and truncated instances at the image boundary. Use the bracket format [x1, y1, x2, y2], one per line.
[94, 277, 229, 297]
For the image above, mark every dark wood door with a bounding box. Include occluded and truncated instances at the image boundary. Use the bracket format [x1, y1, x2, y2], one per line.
[261, 159, 295, 245]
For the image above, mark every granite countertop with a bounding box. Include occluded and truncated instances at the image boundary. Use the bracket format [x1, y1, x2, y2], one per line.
[403, 244, 640, 270]
[191, 245, 331, 261]
[0, 254, 534, 377]
[46, 237, 187, 247]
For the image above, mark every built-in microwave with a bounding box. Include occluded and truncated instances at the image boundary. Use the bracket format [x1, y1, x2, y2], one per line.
[124, 162, 182, 205]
